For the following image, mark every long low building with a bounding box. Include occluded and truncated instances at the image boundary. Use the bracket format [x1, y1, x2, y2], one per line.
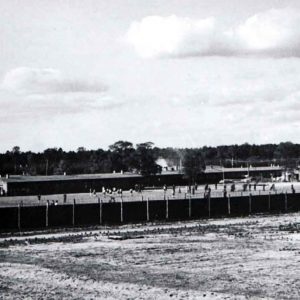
[202, 165, 284, 183]
[0, 166, 284, 196]
[0, 172, 184, 196]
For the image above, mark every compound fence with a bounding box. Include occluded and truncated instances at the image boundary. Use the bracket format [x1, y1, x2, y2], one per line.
[1, 191, 300, 232]
[1, 182, 299, 207]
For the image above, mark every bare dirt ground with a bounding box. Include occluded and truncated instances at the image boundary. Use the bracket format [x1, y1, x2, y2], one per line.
[1, 213, 300, 299]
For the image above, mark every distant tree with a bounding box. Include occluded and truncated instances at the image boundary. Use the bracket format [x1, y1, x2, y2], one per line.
[183, 149, 205, 184]
[54, 159, 67, 175]
[12, 146, 20, 154]
[109, 141, 133, 152]
[135, 142, 161, 176]
[275, 142, 299, 159]
[9, 146, 21, 174]
[136, 142, 154, 150]
[97, 152, 113, 173]
[2, 141, 300, 177]
[77, 147, 86, 152]
[109, 141, 136, 172]
[25, 152, 36, 175]
[43, 148, 64, 175]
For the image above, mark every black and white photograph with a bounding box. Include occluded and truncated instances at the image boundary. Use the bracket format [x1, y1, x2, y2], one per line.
[1, 0, 300, 298]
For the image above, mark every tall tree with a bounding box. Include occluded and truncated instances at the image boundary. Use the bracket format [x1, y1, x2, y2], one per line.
[183, 149, 206, 184]
[109, 140, 136, 172]
[136, 142, 161, 176]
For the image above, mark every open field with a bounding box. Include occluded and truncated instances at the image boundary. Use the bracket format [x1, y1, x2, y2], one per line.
[1, 213, 300, 299]
[1, 182, 300, 207]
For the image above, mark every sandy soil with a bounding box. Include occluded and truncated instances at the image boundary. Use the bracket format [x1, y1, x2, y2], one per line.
[1, 213, 300, 299]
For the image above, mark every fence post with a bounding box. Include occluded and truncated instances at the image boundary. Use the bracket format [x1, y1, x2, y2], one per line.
[98, 198, 102, 225]
[268, 192, 271, 212]
[120, 197, 123, 223]
[285, 192, 288, 212]
[208, 193, 211, 218]
[189, 194, 191, 218]
[147, 197, 150, 221]
[72, 199, 75, 226]
[228, 194, 231, 215]
[45, 202, 49, 227]
[166, 197, 169, 220]
[249, 193, 252, 214]
[18, 203, 21, 231]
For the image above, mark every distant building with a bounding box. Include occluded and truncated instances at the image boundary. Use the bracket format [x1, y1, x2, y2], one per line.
[0, 165, 284, 196]
[0, 172, 184, 196]
[203, 165, 283, 183]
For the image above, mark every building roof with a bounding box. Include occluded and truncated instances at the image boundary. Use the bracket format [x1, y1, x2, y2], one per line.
[0, 171, 182, 184]
[0, 173, 142, 183]
[204, 165, 283, 173]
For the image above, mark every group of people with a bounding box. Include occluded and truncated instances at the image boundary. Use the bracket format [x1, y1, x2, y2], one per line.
[38, 194, 62, 205]
[40, 182, 298, 205]
[101, 187, 123, 196]
[100, 187, 123, 203]
[46, 199, 59, 206]
[163, 183, 199, 197]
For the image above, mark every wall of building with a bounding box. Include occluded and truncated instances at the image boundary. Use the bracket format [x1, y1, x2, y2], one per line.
[201, 169, 283, 183]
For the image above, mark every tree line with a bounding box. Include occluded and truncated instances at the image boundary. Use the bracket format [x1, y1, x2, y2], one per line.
[0, 141, 299, 177]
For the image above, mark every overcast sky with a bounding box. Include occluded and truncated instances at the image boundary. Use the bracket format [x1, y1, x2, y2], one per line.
[1, 0, 300, 152]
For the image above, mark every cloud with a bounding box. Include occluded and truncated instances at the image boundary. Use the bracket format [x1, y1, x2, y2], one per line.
[236, 8, 300, 55]
[0, 67, 124, 118]
[126, 8, 300, 58]
[126, 15, 223, 58]
[1, 67, 107, 94]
